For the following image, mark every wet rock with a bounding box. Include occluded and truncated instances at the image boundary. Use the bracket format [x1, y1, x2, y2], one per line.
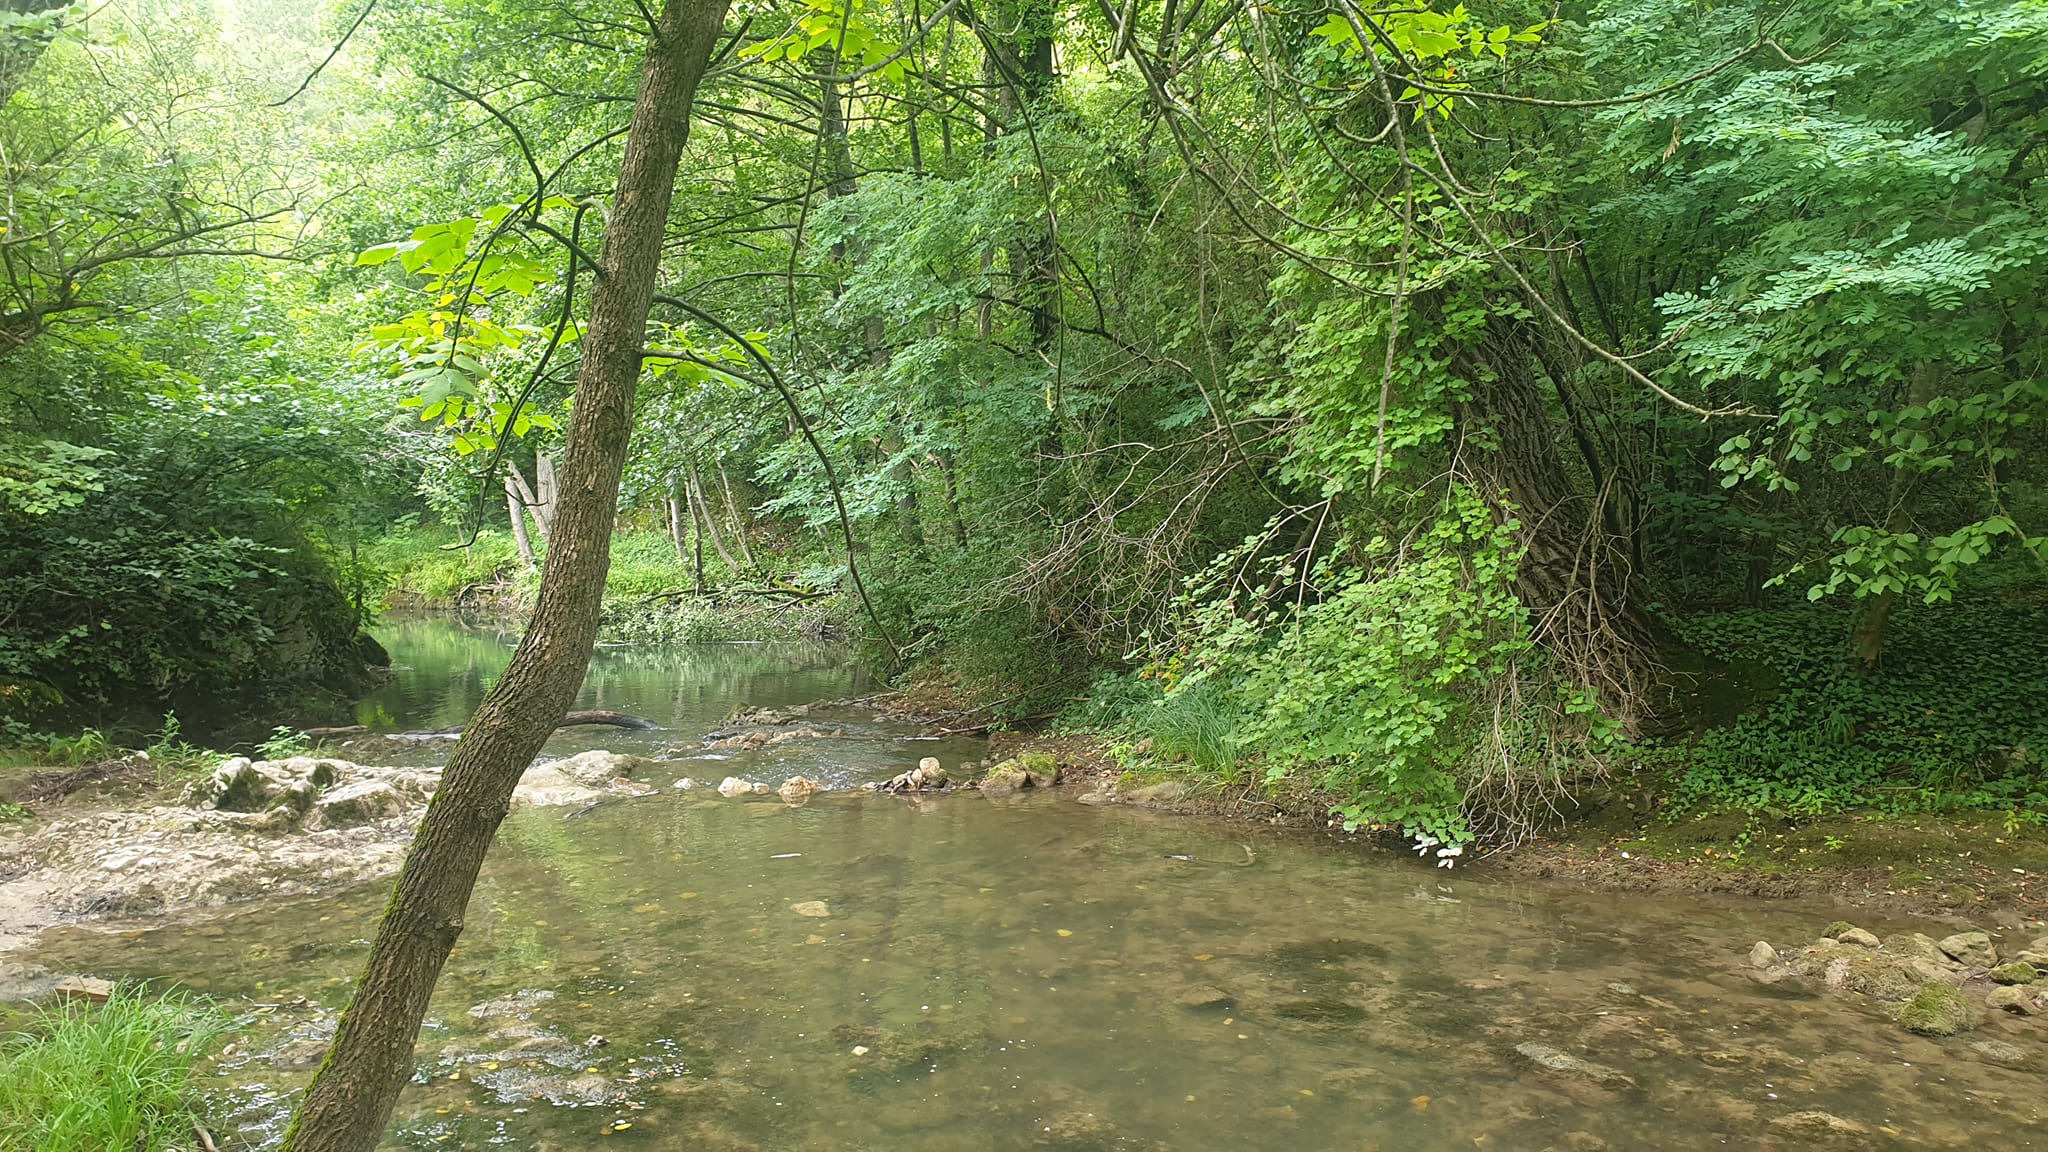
[1895, 980, 1979, 1035]
[53, 976, 112, 1004]
[1747, 941, 1778, 969]
[978, 760, 1032, 796]
[873, 758, 948, 793]
[1986, 985, 2038, 1015]
[1971, 1039, 2028, 1065]
[1032, 1110, 1115, 1147]
[1938, 931, 1997, 967]
[778, 777, 825, 804]
[1891, 933, 1951, 965]
[188, 757, 342, 814]
[1790, 941, 1922, 1000]
[468, 989, 556, 1019]
[302, 780, 407, 831]
[790, 900, 830, 917]
[544, 750, 650, 785]
[269, 1037, 332, 1070]
[1019, 752, 1060, 788]
[672, 777, 696, 790]
[717, 776, 756, 798]
[1513, 1042, 1636, 1090]
[1175, 984, 1234, 1009]
[1835, 927, 1882, 949]
[706, 727, 832, 751]
[1769, 1111, 1868, 1137]
[1126, 780, 1188, 806]
[1989, 961, 2039, 985]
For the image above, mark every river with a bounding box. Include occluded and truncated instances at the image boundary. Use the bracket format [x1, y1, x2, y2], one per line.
[24, 615, 2045, 1148]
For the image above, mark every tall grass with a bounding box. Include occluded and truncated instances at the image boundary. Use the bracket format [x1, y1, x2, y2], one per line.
[0, 988, 226, 1152]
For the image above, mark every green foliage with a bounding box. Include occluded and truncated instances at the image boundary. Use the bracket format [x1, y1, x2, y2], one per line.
[0, 987, 227, 1152]
[1648, 589, 2048, 818]
[361, 525, 528, 607]
[145, 714, 220, 779]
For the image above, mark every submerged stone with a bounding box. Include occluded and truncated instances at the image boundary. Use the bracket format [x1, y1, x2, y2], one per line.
[1513, 1042, 1637, 1090]
[1986, 985, 2038, 1015]
[1895, 980, 1978, 1035]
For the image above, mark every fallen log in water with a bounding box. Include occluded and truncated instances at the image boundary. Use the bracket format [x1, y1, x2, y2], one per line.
[303, 710, 659, 740]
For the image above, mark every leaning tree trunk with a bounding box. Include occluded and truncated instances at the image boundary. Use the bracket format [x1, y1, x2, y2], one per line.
[1457, 313, 1667, 727]
[279, 4, 729, 1150]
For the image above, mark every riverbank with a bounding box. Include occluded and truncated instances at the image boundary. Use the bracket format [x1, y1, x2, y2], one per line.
[976, 729, 2048, 926]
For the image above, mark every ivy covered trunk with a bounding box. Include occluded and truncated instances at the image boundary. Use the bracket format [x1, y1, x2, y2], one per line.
[278, 3, 730, 1149]
[1457, 315, 1667, 725]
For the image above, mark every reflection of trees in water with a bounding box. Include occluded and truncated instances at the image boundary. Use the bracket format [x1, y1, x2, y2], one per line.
[357, 613, 865, 730]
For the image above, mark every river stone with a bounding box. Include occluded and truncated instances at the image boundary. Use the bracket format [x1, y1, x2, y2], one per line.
[1820, 921, 1860, 941]
[1895, 980, 1979, 1035]
[302, 779, 407, 830]
[778, 776, 824, 804]
[1175, 984, 1234, 1009]
[1747, 941, 1778, 969]
[1938, 931, 1997, 967]
[1891, 933, 1951, 965]
[1989, 961, 2039, 985]
[790, 900, 830, 917]
[1514, 1043, 1636, 1090]
[1770, 1111, 1868, 1137]
[1127, 780, 1189, 806]
[978, 760, 1032, 796]
[544, 749, 651, 785]
[1834, 927, 1882, 949]
[1986, 985, 2038, 1015]
[717, 776, 755, 797]
[1971, 1039, 2028, 1066]
[1019, 752, 1060, 788]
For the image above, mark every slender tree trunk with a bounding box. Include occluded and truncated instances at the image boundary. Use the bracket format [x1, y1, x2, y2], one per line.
[1851, 362, 1944, 669]
[506, 479, 536, 566]
[668, 490, 687, 561]
[688, 465, 740, 575]
[715, 461, 758, 570]
[503, 459, 550, 544]
[279, 6, 729, 1150]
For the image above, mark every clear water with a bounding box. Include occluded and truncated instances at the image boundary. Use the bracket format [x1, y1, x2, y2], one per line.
[25, 618, 2048, 1149]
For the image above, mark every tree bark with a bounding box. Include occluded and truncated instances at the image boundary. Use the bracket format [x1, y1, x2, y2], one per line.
[506, 479, 537, 566]
[279, 5, 729, 1150]
[668, 490, 687, 561]
[1850, 361, 1944, 669]
[1455, 312, 1666, 725]
[715, 461, 759, 571]
[688, 464, 740, 574]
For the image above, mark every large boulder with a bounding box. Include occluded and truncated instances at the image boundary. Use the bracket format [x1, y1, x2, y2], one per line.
[1938, 931, 1997, 967]
[1895, 980, 1979, 1036]
[978, 759, 1032, 796]
[302, 779, 409, 830]
[187, 757, 343, 815]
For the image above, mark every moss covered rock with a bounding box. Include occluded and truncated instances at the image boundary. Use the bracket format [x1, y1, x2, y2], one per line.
[1895, 980, 1979, 1036]
[1989, 962, 2039, 985]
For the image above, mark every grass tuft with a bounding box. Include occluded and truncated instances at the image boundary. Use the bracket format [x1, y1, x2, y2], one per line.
[0, 987, 227, 1152]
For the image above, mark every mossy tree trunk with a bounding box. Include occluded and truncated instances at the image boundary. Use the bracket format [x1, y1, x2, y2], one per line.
[278, 4, 730, 1149]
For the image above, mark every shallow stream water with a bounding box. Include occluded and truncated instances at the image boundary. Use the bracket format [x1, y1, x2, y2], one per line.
[25, 617, 2048, 1149]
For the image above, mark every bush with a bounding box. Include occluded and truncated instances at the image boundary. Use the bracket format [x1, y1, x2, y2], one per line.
[0, 424, 371, 730]
[0, 988, 227, 1152]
